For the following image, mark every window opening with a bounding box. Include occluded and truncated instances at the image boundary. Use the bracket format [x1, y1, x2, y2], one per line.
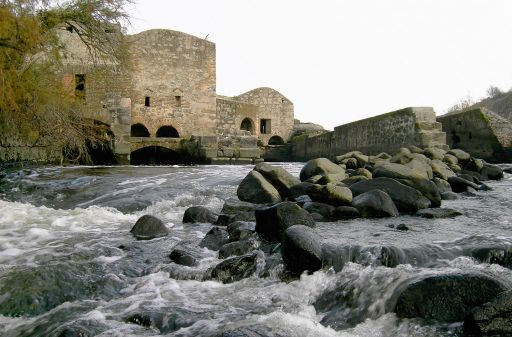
[75, 74, 85, 100]
[175, 96, 181, 107]
[144, 96, 150, 107]
[260, 119, 271, 134]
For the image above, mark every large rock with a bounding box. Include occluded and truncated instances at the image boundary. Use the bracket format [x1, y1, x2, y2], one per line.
[332, 206, 360, 220]
[255, 201, 315, 242]
[448, 176, 480, 193]
[199, 227, 230, 251]
[299, 158, 345, 182]
[227, 221, 256, 242]
[210, 253, 258, 284]
[424, 147, 446, 160]
[351, 190, 399, 218]
[431, 159, 457, 181]
[373, 161, 429, 180]
[130, 215, 168, 240]
[433, 177, 452, 193]
[463, 290, 512, 337]
[398, 178, 442, 208]
[220, 199, 257, 215]
[406, 158, 433, 180]
[236, 171, 281, 204]
[302, 201, 336, 221]
[395, 273, 507, 322]
[218, 239, 260, 259]
[416, 208, 462, 218]
[481, 164, 504, 180]
[182, 206, 218, 224]
[281, 225, 323, 275]
[350, 177, 430, 213]
[169, 248, 199, 267]
[448, 149, 471, 164]
[465, 158, 485, 173]
[289, 182, 352, 206]
[253, 162, 300, 198]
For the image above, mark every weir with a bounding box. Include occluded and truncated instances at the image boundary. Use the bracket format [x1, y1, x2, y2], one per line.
[292, 107, 447, 161]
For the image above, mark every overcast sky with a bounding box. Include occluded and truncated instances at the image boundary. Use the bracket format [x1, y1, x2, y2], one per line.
[128, 0, 512, 130]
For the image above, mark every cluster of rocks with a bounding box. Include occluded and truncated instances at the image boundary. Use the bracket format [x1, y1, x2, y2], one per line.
[129, 146, 510, 336]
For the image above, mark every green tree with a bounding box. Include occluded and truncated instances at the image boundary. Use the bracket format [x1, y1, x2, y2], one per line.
[0, 0, 131, 164]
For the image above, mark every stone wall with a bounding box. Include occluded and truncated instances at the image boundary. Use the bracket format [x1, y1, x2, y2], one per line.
[215, 97, 259, 137]
[129, 29, 216, 137]
[437, 108, 512, 162]
[292, 107, 447, 161]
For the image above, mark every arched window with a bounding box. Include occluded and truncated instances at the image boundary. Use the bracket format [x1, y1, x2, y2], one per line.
[268, 135, 285, 145]
[240, 118, 254, 134]
[156, 125, 179, 138]
[131, 123, 150, 137]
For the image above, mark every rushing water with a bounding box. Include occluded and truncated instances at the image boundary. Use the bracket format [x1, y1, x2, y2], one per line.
[0, 163, 511, 337]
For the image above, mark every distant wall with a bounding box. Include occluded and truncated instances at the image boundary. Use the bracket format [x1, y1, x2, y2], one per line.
[292, 107, 446, 160]
[216, 97, 259, 136]
[437, 108, 512, 162]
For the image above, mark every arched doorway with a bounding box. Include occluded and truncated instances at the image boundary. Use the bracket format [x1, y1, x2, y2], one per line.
[240, 118, 254, 134]
[130, 146, 182, 165]
[156, 125, 179, 138]
[268, 135, 285, 145]
[131, 123, 150, 137]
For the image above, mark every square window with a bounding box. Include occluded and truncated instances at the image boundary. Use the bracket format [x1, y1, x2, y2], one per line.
[145, 96, 150, 107]
[260, 119, 271, 134]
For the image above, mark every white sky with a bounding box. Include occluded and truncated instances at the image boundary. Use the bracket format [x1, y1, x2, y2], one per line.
[128, 0, 512, 130]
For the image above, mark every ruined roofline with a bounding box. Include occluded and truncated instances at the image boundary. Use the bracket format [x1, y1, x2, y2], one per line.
[235, 87, 293, 104]
[128, 28, 215, 46]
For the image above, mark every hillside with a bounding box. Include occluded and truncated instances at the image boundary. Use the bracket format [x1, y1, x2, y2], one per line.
[473, 90, 512, 120]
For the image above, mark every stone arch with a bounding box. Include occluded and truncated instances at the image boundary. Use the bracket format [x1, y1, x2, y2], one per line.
[131, 123, 150, 137]
[156, 125, 180, 138]
[130, 146, 182, 165]
[268, 135, 285, 145]
[240, 118, 255, 134]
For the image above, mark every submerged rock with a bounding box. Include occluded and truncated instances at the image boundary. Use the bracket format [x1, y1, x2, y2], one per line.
[255, 201, 315, 242]
[416, 208, 462, 219]
[199, 227, 230, 251]
[332, 206, 360, 220]
[130, 215, 168, 240]
[448, 176, 479, 193]
[227, 221, 256, 242]
[169, 248, 199, 267]
[352, 190, 399, 218]
[218, 239, 260, 259]
[463, 289, 512, 337]
[210, 253, 258, 284]
[394, 273, 507, 322]
[182, 206, 218, 224]
[281, 225, 322, 275]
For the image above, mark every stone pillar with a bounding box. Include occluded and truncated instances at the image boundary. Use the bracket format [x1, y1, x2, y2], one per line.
[110, 97, 131, 164]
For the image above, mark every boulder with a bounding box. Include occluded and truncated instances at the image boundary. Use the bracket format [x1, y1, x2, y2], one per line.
[343, 157, 359, 170]
[390, 147, 413, 164]
[350, 177, 430, 213]
[281, 225, 323, 275]
[433, 177, 452, 193]
[469, 246, 512, 268]
[398, 178, 442, 208]
[355, 168, 372, 179]
[294, 194, 313, 206]
[210, 253, 258, 283]
[406, 158, 433, 179]
[299, 158, 345, 182]
[236, 171, 281, 204]
[220, 199, 257, 215]
[431, 159, 456, 181]
[395, 273, 507, 322]
[227, 221, 256, 242]
[219, 239, 260, 259]
[441, 191, 458, 200]
[182, 206, 218, 224]
[332, 206, 360, 220]
[448, 149, 471, 164]
[416, 208, 462, 218]
[334, 151, 363, 164]
[448, 176, 479, 193]
[409, 145, 424, 153]
[443, 153, 459, 166]
[130, 215, 168, 240]
[318, 172, 347, 185]
[289, 182, 352, 206]
[351, 190, 399, 218]
[255, 201, 315, 242]
[214, 211, 255, 227]
[199, 227, 230, 251]
[464, 290, 512, 337]
[302, 202, 335, 220]
[465, 158, 485, 173]
[424, 147, 446, 160]
[253, 162, 300, 198]
[342, 175, 369, 186]
[481, 164, 504, 180]
[169, 248, 199, 267]
[373, 161, 429, 180]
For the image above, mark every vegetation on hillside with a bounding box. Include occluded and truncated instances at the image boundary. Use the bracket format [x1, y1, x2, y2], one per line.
[0, 0, 132, 163]
[446, 85, 512, 121]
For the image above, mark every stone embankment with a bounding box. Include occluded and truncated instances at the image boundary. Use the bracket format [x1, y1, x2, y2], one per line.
[129, 145, 511, 336]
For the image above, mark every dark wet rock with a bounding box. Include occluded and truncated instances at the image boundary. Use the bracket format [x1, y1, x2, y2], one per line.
[398, 178, 442, 208]
[214, 327, 276, 337]
[169, 248, 199, 267]
[395, 273, 508, 322]
[342, 175, 370, 186]
[416, 208, 462, 219]
[459, 170, 488, 182]
[478, 183, 493, 191]
[125, 310, 193, 333]
[441, 191, 458, 200]
[504, 167, 512, 174]
[293, 194, 312, 206]
[317, 172, 348, 185]
[281, 225, 322, 275]
[237, 170, 281, 204]
[396, 223, 409, 231]
[469, 246, 512, 268]
[215, 211, 255, 227]
[302, 201, 335, 220]
[304, 174, 323, 184]
[130, 215, 168, 240]
[255, 201, 315, 242]
[253, 162, 300, 198]
[463, 289, 512, 337]
[465, 158, 485, 173]
[227, 221, 256, 242]
[459, 173, 480, 184]
[350, 177, 430, 213]
[220, 199, 257, 215]
[299, 158, 345, 182]
[219, 239, 260, 259]
[182, 206, 218, 224]
[352, 190, 399, 218]
[433, 177, 452, 193]
[448, 176, 480, 193]
[210, 253, 258, 283]
[289, 182, 352, 206]
[259, 251, 284, 279]
[199, 227, 230, 251]
[481, 164, 504, 181]
[332, 206, 360, 220]
[58, 327, 92, 337]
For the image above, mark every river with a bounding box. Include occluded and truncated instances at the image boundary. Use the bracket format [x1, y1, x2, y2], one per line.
[0, 163, 511, 337]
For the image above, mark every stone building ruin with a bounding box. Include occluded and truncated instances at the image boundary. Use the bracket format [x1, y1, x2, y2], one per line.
[60, 28, 295, 164]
